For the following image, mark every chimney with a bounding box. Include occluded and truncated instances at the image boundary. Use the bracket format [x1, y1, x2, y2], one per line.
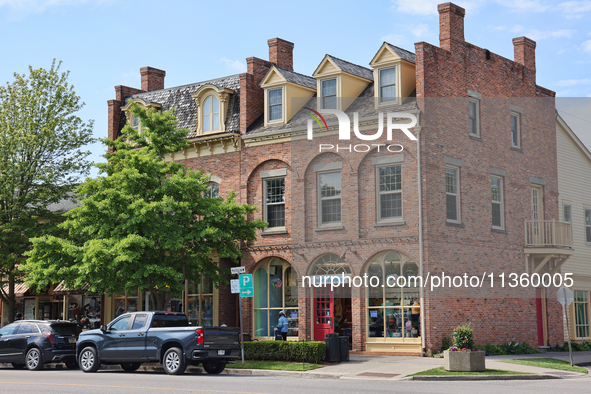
[140, 66, 166, 92]
[240, 57, 272, 133]
[438, 2, 465, 52]
[268, 38, 294, 71]
[512, 37, 536, 69]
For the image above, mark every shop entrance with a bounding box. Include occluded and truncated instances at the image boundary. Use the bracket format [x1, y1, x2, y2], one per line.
[313, 285, 352, 342]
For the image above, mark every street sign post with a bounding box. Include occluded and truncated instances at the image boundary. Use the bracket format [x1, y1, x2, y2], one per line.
[239, 274, 254, 298]
[231, 266, 246, 275]
[557, 286, 574, 366]
[230, 279, 240, 294]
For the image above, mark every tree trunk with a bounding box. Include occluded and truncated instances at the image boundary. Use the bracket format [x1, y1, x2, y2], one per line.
[148, 288, 174, 311]
[0, 272, 17, 324]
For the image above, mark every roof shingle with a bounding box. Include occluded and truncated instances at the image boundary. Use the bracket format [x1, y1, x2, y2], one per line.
[327, 55, 374, 81]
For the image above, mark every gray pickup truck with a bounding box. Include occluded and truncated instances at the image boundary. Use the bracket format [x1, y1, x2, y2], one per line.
[76, 311, 240, 375]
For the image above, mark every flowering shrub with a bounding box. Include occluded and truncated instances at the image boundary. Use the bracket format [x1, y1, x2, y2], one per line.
[452, 323, 474, 349]
[448, 347, 480, 351]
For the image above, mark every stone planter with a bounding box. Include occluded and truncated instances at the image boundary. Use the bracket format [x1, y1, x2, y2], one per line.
[444, 350, 485, 372]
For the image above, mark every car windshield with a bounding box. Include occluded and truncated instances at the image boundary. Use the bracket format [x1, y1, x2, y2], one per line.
[151, 314, 189, 328]
[50, 324, 79, 335]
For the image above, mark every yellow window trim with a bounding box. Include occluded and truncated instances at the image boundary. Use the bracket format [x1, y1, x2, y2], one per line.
[191, 85, 234, 136]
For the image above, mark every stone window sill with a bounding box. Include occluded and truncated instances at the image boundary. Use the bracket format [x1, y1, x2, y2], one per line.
[261, 227, 287, 235]
[373, 221, 406, 227]
[446, 222, 465, 228]
[314, 225, 344, 232]
[469, 135, 483, 142]
[492, 228, 508, 234]
[511, 146, 524, 153]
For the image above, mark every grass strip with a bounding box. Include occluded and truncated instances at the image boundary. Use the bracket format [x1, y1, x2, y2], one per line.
[228, 360, 323, 371]
[499, 358, 588, 374]
[408, 367, 531, 376]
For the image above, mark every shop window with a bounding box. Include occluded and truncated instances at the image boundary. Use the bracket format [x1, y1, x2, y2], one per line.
[187, 276, 215, 327]
[253, 258, 298, 338]
[115, 292, 139, 317]
[575, 290, 590, 338]
[366, 251, 420, 340]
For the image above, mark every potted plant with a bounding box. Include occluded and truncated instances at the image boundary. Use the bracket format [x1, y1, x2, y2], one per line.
[443, 323, 485, 372]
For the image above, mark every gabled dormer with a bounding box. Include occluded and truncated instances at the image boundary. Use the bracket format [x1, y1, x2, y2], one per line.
[121, 98, 162, 133]
[312, 55, 373, 112]
[191, 84, 235, 135]
[260, 65, 316, 127]
[369, 42, 416, 106]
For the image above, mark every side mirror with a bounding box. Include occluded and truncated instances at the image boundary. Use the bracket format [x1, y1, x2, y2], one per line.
[100, 325, 107, 333]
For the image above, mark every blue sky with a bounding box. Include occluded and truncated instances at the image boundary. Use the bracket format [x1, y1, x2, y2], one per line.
[1, 0, 590, 175]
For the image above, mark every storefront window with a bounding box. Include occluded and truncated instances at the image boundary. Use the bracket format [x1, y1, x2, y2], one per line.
[66, 295, 83, 322]
[575, 290, 590, 338]
[366, 251, 420, 339]
[115, 292, 139, 317]
[82, 296, 102, 330]
[187, 276, 214, 327]
[254, 258, 298, 338]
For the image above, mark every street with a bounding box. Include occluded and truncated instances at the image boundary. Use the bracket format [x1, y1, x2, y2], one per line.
[0, 367, 589, 394]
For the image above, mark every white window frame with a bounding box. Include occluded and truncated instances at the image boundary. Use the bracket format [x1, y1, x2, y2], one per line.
[469, 98, 480, 137]
[320, 77, 338, 110]
[263, 177, 286, 230]
[511, 112, 521, 148]
[317, 170, 342, 227]
[202, 95, 220, 133]
[585, 209, 591, 244]
[377, 65, 398, 105]
[376, 164, 403, 223]
[267, 87, 284, 123]
[491, 176, 505, 230]
[446, 166, 461, 224]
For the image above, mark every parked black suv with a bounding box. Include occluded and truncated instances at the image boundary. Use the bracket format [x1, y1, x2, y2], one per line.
[0, 320, 80, 370]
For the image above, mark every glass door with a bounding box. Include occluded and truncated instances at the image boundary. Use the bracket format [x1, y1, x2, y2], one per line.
[313, 286, 334, 341]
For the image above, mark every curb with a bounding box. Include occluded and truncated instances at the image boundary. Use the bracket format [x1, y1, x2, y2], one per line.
[411, 374, 560, 381]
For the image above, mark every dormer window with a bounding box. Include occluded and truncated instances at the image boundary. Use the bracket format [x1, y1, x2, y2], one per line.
[321, 78, 337, 109]
[268, 88, 283, 122]
[203, 96, 220, 133]
[121, 99, 162, 133]
[132, 115, 140, 132]
[191, 85, 234, 136]
[379, 67, 397, 103]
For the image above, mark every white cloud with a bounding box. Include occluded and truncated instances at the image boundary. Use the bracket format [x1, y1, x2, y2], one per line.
[555, 1, 591, 19]
[582, 40, 591, 52]
[392, 0, 481, 15]
[219, 57, 246, 72]
[411, 23, 430, 38]
[487, 25, 526, 33]
[555, 78, 591, 87]
[495, 0, 551, 12]
[380, 33, 409, 45]
[527, 29, 575, 40]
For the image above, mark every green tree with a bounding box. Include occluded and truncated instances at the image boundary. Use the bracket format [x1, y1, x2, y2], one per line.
[22, 102, 266, 311]
[0, 60, 94, 323]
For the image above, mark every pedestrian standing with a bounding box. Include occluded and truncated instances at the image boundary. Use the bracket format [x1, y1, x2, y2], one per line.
[278, 311, 288, 340]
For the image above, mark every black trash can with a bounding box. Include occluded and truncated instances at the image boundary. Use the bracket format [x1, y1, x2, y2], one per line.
[339, 336, 349, 361]
[324, 333, 340, 362]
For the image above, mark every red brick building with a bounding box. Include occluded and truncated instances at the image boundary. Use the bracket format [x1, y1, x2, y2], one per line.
[107, 2, 568, 354]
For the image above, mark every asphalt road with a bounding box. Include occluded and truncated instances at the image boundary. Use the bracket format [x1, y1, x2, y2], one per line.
[0, 367, 589, 394]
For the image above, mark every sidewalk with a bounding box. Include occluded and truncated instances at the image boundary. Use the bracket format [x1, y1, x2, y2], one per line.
[2, 351, 589, 380]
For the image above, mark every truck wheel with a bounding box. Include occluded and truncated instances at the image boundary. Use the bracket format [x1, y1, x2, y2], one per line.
[163, 348, 186, 375]
[121, 362, 141, 372]
[25, 348, 44, 371]
[79, 347, 100, 373]
[203, 362, 226, 375]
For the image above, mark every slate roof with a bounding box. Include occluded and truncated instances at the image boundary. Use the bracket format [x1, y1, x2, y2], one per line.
[385, 42, 416, 64]
[46, 193, 80, 214]
[246, 83, 417, 137]
[273, 67, 316, 90]
[123, 74, 241, 139]
[327, 55, 374, 81]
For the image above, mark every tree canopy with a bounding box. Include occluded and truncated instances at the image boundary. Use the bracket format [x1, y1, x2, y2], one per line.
[0, 60, 94, 323]
[22, 102, 266, 310]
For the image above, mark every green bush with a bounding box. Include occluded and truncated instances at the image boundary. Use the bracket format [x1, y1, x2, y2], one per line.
[452, 323, 474, 349]
[485, 343, 506, 356]
[243, 341, 325, 364]
[441, 335, 451, 352]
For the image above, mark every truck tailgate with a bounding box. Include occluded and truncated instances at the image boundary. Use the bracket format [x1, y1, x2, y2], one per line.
[203, 327, 240, 347]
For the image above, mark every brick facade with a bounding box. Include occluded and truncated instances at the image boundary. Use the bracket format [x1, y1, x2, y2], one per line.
[107, 2, 564, 354]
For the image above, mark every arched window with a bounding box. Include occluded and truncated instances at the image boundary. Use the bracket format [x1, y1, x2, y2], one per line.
[366, 251, 420, 340]
[203, 96, 220, 133]
[253, 258, 298, 338]
[204, 183, 219, 199]
[309, 254, 351, 276]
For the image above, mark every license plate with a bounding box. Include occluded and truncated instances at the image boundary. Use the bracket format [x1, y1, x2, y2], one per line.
[217, 350, 225, 356]
[68, 337, 77, 343]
